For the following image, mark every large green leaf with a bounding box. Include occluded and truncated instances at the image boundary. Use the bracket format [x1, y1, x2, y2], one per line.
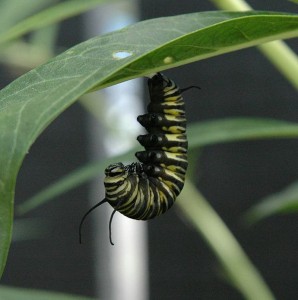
[0, 285, 94, 300]
[0, 10, 297, 278]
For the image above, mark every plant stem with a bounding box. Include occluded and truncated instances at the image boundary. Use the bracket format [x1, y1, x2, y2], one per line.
[258, 41, 298, 89]
[210, 0, 298, 89]
[177, 179, 275, 300]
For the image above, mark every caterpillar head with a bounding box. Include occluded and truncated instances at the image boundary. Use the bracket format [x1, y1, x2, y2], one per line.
[105, 162, 126, 177]
[79, 162, 128, 246]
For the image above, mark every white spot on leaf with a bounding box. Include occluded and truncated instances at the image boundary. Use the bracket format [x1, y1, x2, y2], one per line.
[112, 51, 133, 60]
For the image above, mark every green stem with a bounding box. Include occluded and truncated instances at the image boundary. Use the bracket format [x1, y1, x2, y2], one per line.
[210, 0, 298, 89]
[177, 179, 275, 300]
[258, 41, 298, 89]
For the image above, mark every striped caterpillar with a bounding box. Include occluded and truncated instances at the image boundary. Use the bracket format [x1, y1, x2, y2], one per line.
[80, 72, 196, 245]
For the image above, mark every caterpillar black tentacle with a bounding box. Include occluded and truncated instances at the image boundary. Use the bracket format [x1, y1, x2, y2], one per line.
[79, 72, 189, 245]
[79, 198, 107, 244]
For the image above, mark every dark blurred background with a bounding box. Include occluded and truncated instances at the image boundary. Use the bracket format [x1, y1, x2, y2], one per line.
[1, 0, 298, 299]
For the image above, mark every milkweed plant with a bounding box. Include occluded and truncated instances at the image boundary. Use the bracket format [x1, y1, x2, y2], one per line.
[0, 0, 297, 299]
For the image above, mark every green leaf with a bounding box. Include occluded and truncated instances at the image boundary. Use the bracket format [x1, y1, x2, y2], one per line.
[0, 0, 112, 45]
[12, 218, 50, 241]
[244, 181, 298, 224]
[0, 0, 54, 34]
[96, 11, 298, 89]
[1, 10, 298, 278]
[188, 118, 298, 147]
[0, 285, 94, 300]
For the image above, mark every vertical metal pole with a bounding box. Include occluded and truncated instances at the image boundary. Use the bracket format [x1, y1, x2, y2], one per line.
[84, 2, 149, 299]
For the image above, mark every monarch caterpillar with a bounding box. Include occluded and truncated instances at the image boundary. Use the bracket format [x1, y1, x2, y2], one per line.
[80, 72, 196, 245]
